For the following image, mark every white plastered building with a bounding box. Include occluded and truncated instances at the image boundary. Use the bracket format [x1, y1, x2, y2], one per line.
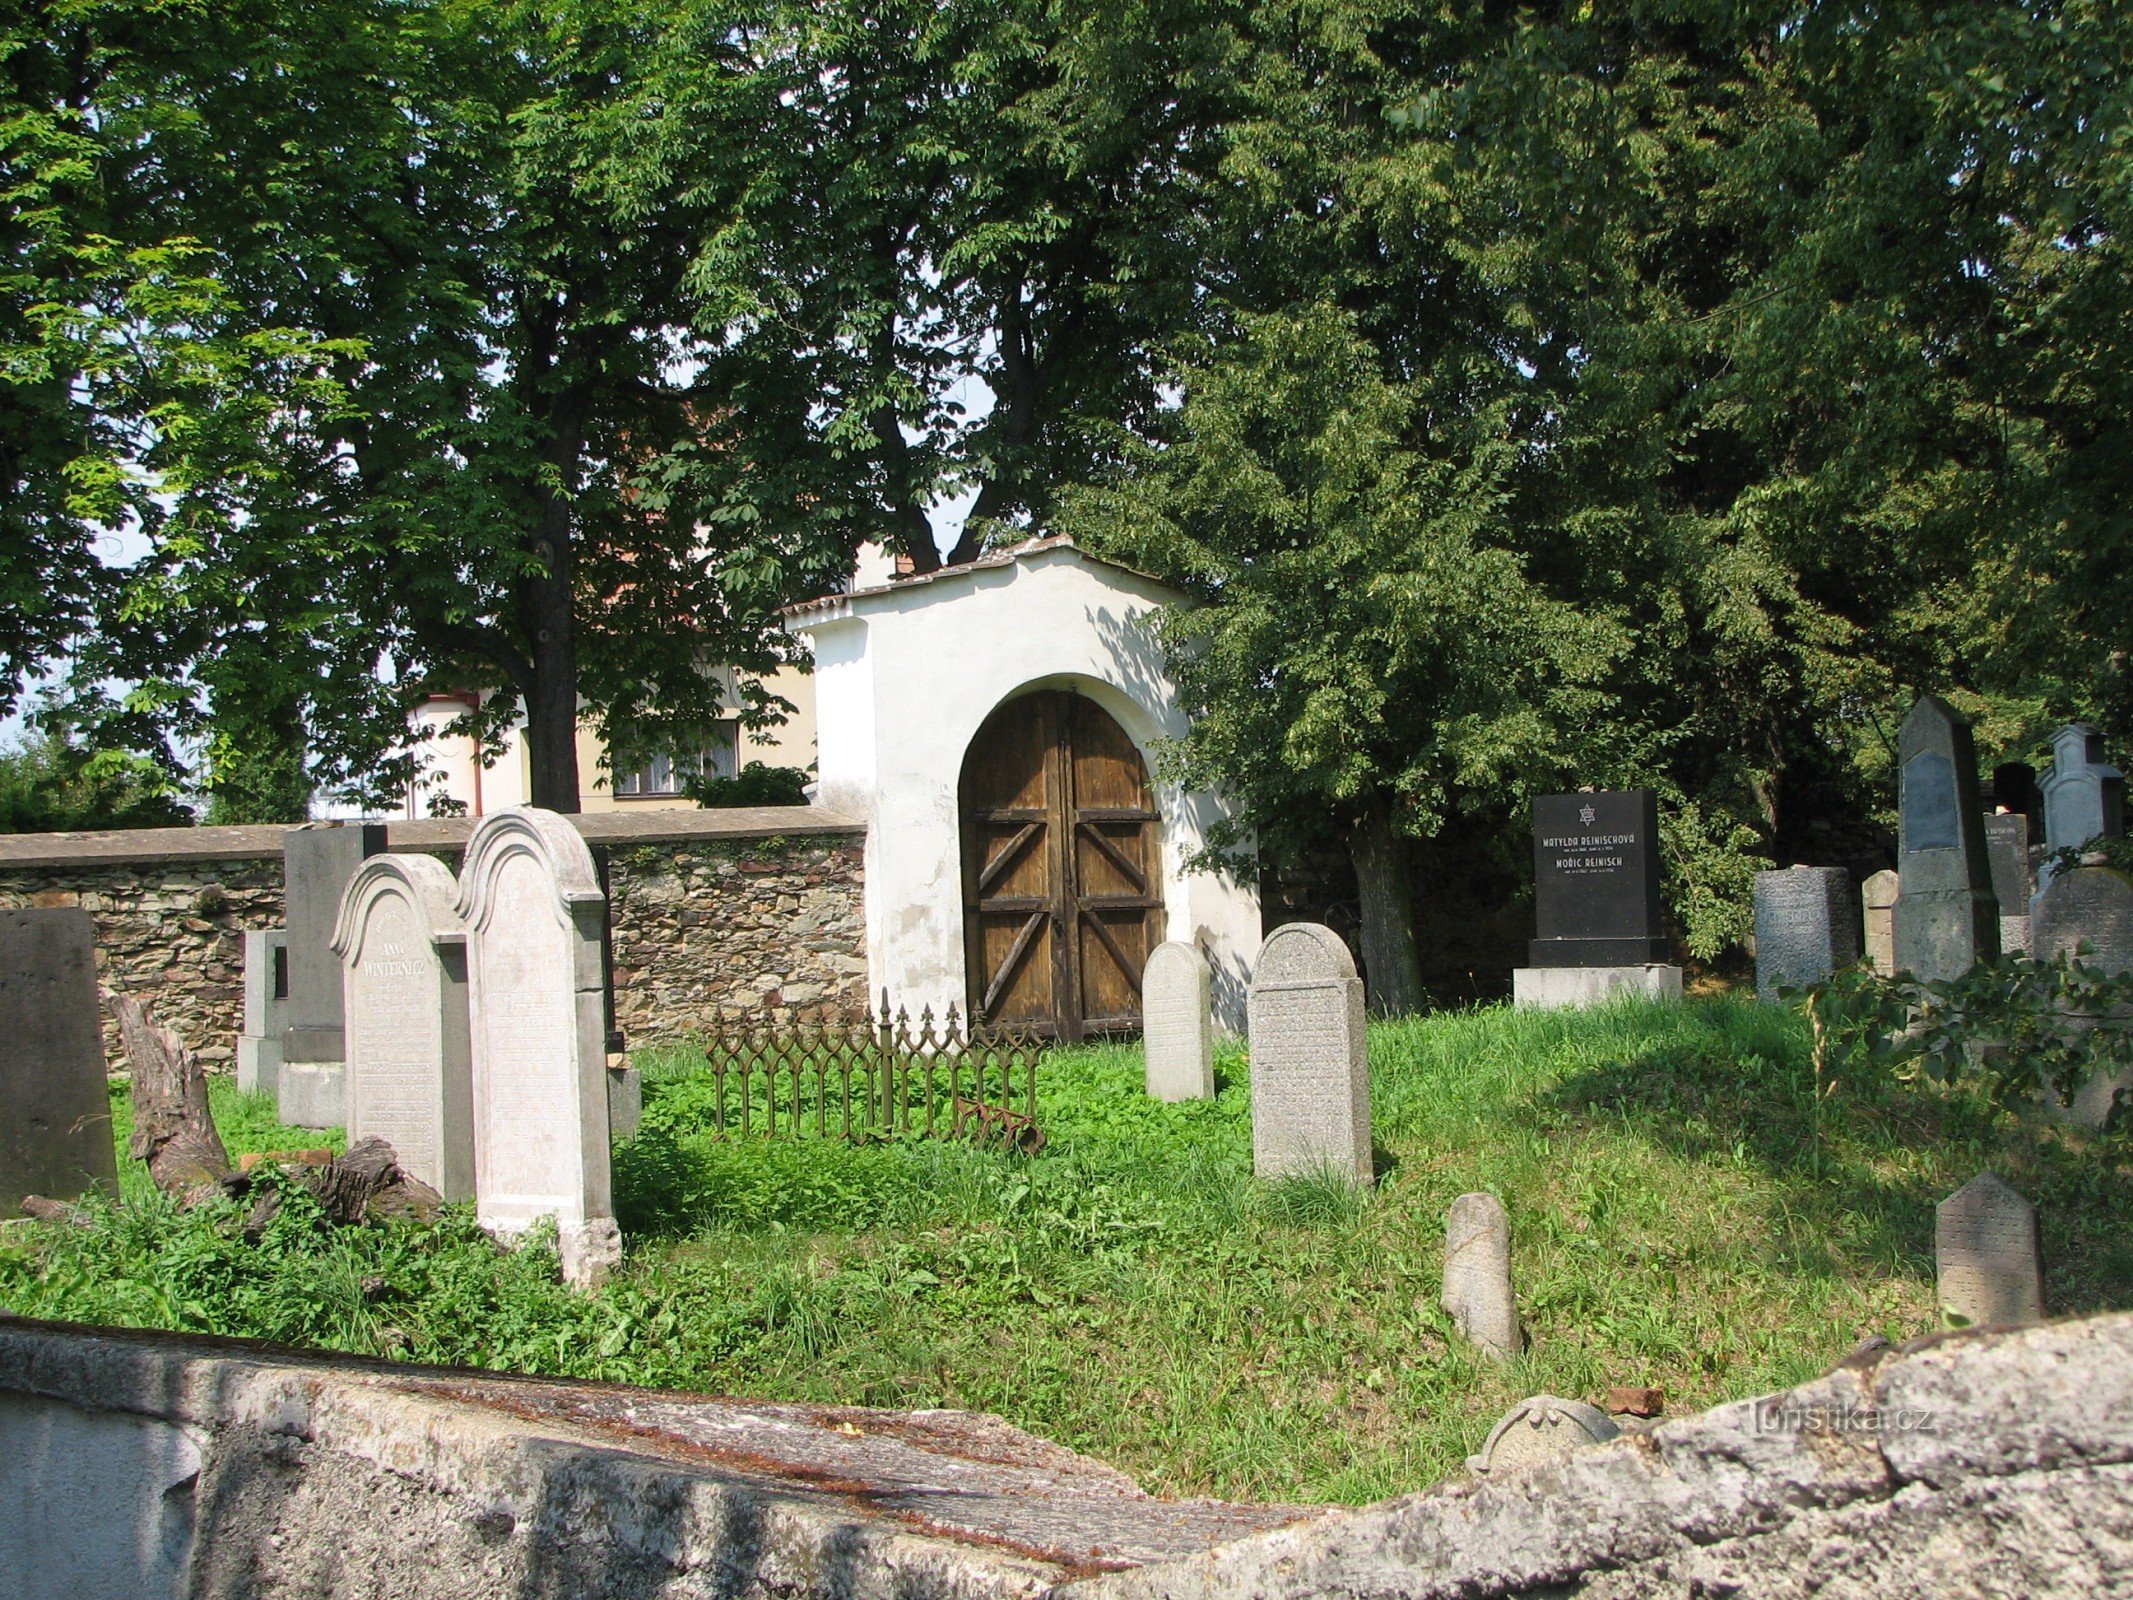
[785, 536, 1259, 1035]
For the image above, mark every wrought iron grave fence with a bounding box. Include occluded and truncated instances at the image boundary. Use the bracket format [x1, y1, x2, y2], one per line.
[695, 995, 1046, 1150]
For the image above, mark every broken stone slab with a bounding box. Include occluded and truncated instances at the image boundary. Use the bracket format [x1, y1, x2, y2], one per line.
[0, 1312, 1305, 1597]
[1440, 1193, 1521, 1362]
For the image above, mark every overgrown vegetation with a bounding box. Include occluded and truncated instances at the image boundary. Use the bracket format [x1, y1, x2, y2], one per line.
[5, 1000, 2127, 1504]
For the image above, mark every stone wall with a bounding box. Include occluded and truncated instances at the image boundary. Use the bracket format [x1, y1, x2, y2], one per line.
[0, 807, 868, 1073]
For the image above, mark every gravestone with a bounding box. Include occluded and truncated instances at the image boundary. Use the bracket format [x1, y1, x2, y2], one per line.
[331, 855, 475, 1200]
[1752, 866, 1859, 1000]
[1993, 762, 2040, 821]
[2031, 862, 2133, 1128]
[1893, 696, 1998, 981]
[1862, 870, 1900, 977]
[0, 909, 120, 1216]
[236, 929, 290, 1096]
[1441, 1192, 1521, 1361]
[1142, 941, 1215, 1103]
[1513, 790, 1681, 1009]
[1467, 1396, 1619, 1477]
[1984, 812, 2036, 956]
[2042, 725, 2124, 886]
[1246, 923, 1370, 1182]
[279, 822, 388, 1128]
[1935, 1172, 2043, 1327]
[457, 807, 621, 1288]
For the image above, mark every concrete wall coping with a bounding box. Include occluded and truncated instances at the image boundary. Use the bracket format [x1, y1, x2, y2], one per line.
[0, 805, 865, 870]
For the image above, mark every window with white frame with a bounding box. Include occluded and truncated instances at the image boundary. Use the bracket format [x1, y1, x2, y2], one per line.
[615, 721, 739, 796]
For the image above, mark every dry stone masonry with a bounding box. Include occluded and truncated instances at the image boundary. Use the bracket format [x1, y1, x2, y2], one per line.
[457, 807, 621, 1290]
[1142, 940, 1215, 1102]
[1247, 923, 1371, 1182]
[0, 909, 119, 1216]
[332, 854, 475, 1201]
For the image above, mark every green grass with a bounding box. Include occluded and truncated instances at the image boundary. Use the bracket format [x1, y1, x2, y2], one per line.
[4, 998, 2127, 1506]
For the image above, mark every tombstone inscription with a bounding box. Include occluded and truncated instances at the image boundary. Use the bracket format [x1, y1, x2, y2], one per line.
[1143, 940, 1215, 1103]
[1246, 923, 1371, 1182]
[332, 854, 475, 1200]
[0, 909, 120, 1216]
[457, 808, 621, 1289]
[1935, 1172, 2043, 1327]
[1984, 812, 2036, 956]
[1513, 790, 1680, 1008]
[1442, 1192, 1521, 1361]
[1752, 866, 1859, 1000]
[1893, 696, 1998, 981]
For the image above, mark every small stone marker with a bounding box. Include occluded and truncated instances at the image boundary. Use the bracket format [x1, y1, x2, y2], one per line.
[2042, 724, 2125, 884]
[1142, 941, 1215, 1103]
[1984, 812, 2036, 956]
[1513, 790, 1680, 1008]
[1936, 1172, 2043, 1328]
[457, 808, 621, 1289]
[332, 854, 476, 1201]
[2031, 862, 2133, 1128]
[1893, 696, 1999, 981]
[1246, 923, 1370, 1182]
[1441, 1192, 1521, 1361]
[0, 909, 120, 1216]
[236, 929, 290, 1096]
[1467, 1395, 1620, 1477]
[1752, 866, 1859, 1000]
[279, 822, 388, 1128]
[1862, 869, 1900, 977]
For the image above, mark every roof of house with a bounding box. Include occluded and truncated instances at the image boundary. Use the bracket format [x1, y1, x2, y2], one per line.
[781, 535, 1180, 624]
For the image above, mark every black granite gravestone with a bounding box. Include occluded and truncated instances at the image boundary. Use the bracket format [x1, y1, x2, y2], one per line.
[1528, 791, 1670, 966]
[0, 908, 120, 1215]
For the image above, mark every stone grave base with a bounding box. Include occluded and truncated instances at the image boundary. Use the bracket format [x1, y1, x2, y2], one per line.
[276, 1062, 345, 1130]
[236, 1035, 281, 1098]
[1512, 964, 1682, 1011]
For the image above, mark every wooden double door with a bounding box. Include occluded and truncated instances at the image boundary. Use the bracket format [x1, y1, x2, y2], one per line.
[959, 690, 1165, 1040]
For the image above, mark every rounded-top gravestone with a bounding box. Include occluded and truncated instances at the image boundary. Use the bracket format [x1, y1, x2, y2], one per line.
[1246, 923, 1370, 1182]
[456, 807, 620, 1290]
[332, 853, 475, 1201]
[1142, 940, 1215, 1102]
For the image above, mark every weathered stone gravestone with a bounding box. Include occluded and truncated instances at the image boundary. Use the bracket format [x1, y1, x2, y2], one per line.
[1441, 1192, 1521, 1361]
[1861, 869, 1900, 977]
[236, 929, 290, 1096]
[1893, 696, 1999, 981]
[2031, 862, 2133, 1128]
[1936, 1172, 2043, 1328]
[1984, 812, 2036, 957]
[2042, 724, 2125, 886]
[1246, 923, 1370, 1182]
[1143, 941, 1215, 1103]
[1467, 1396, 1619, 1477]
[0, 909, 120, 1216]
[1513, 791, 1681, 1009]
[457, 808, 621, 1288]
[1752, 866, 1859, 1000]
[279, 822, 388, 1128]
[332, 855, 475, 1201]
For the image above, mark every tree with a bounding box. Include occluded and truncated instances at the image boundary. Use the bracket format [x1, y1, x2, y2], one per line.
[1066, 307, 1616, 1012]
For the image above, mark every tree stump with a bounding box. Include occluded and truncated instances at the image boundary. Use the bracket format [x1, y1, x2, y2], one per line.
[102, 987, 229, 1198]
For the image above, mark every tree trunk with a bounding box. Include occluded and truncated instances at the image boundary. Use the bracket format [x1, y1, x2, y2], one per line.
[104, 987, 229, 1196]
[1349, 798, 1427, 1016]
[522, 488, 584, 813]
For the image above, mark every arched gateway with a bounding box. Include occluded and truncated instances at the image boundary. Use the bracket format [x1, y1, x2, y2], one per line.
[959, 689, 1164, 1039]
